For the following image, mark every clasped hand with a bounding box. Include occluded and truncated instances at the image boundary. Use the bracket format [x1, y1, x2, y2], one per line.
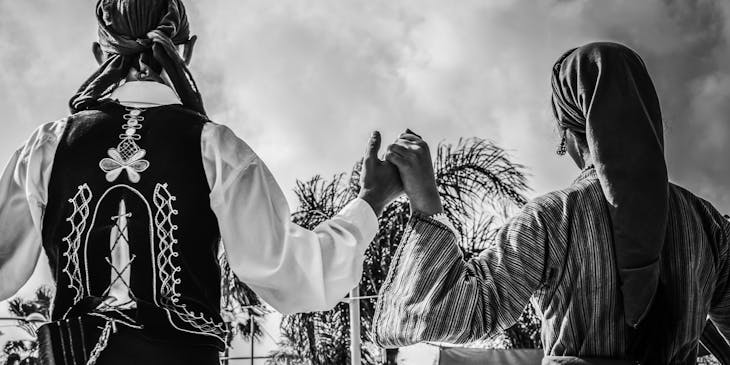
[358, 130, 443, 217]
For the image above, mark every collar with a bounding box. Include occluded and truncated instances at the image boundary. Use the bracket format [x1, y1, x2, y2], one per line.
[109, 81, 182, 108]
[573, 165, 597, 184]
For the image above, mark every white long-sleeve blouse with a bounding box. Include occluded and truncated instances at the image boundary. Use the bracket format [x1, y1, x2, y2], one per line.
[0, 81, 378, 315]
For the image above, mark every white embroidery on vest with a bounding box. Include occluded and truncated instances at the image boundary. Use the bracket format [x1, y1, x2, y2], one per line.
[84, 185, 156, 297]
[62, 184, 92, 317]
[101, 199, 137, 309]
[154, 183, 180, 305]
[153, 183, 227, 342]
[99, 108, 150, 183]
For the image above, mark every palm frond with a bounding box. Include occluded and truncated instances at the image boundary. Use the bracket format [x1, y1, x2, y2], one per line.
[219, 244, 269, 346]
[292, 174, 353, 230]
[435, 138, 529, 243]
[277, 137, 538, 362]
[267, 336, 308, 365]
[7, 286, 53, 339]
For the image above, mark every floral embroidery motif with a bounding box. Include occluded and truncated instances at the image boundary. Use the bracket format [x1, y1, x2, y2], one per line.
[62, 184, 93, 317]
[99, 108, 150, 183]
[99, 149, 149, 183]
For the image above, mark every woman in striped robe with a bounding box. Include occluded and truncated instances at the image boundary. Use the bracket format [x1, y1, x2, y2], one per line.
[374, 42, 730, 364]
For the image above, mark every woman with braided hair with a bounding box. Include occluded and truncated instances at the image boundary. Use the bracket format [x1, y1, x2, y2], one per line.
[0, 1, 403, 364]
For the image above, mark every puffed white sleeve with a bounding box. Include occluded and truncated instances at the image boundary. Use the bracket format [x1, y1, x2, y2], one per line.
[0, 120, 66, 300]
[201, 123, 379, 314]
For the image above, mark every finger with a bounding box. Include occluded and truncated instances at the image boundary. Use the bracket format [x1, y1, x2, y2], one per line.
[385, 144, 412, 170]
[394, 139, 423, 152]
[148, 31, 176, 49]
[150, 35, 185, 64]
[385, 150, 407, 169]
[149, 36, 174, 51]
[396, 138, 430, 154]
[387, 143, 410, 156]
[398, 134, 423, 143]
[405, 128, 422, 138]
[365, 131, 382, 163]
[148, 32, 183, 58]
[383, 161, 404, 184]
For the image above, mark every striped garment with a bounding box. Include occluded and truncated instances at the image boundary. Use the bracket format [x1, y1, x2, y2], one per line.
[374, 167, 730, 362]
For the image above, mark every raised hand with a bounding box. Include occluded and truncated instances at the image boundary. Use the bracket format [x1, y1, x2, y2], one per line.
[385, 130, 443, 216]
[358, 131, 404, 216]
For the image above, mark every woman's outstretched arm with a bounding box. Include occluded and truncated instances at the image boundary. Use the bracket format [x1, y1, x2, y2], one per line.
[374, 202, 549, 348]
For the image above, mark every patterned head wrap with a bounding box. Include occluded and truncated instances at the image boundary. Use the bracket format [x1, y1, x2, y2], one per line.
[69, 0, 205, 114]
[550, 42, 669, 327]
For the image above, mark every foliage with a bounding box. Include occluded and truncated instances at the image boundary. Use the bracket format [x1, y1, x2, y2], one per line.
[0, 259, 270, 364]
[268, 336, 309, 365]
[3, 286, 52, 365]
[268, 138, 537, 364]
[219, 248, 270, 347]
[7, 286, 51, 340]
[268, 174, 385, 365]
[697, 355, 721, 365]
[219, 246, 272, 365]
[435, 138, 528, 240]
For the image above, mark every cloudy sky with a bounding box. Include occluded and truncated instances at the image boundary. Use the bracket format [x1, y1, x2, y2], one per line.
[1, 0, 729, 353]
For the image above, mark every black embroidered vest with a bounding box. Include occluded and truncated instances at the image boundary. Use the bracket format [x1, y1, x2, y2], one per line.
[42, 101, 226, 350]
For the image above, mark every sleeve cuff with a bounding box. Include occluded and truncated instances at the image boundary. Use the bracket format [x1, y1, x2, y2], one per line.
[410, 212, 458, 237]
[425, 212, 459, 236]
[336, 198, 380, 244]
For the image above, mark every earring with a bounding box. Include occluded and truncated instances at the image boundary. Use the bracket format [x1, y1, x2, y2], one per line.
[138, 68, 150, 80]
[556, 130, 567, 156]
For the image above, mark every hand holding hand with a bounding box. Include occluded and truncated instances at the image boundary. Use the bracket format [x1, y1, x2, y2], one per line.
[358, 131, 404, 216]
[385, 130, 443, 216]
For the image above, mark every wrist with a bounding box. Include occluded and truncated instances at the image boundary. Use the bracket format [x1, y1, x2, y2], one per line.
[358, 190, 385, 216]
[411, 204, 443, 216]
[410, 192, 443, 216]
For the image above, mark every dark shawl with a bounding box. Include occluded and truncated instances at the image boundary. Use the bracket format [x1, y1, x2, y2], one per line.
[551, 42, 668, 327]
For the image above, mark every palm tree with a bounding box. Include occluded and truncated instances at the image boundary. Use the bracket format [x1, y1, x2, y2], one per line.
[268, 137, 537, 364]
[219, 247, 271, 364]
[273, 174, 381, 365]
[3, 286, 53, 365]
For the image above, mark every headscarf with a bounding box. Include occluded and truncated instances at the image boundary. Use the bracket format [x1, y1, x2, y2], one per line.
[550, 42, 669, 328]
[69, 0, 205, 115]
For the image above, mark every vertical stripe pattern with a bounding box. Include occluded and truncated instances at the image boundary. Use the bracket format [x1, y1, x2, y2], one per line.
[374, 168, 730, 362]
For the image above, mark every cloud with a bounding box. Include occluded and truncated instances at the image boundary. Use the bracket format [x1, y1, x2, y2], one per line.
[185, 0, 730, 212]
[1, 0, 729, 353]
[0, 0, 99, 166]
[0, 0, 728, 212]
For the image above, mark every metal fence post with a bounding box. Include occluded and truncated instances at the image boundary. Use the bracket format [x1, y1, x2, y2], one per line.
[349, 286, 362, 365]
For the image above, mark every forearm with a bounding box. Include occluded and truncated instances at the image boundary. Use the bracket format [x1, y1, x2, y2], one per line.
[223, 197, 378, 314]
[374, 206, 548, 348]
[374, 215, 490, 347]
[299, 198, 379, 311]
